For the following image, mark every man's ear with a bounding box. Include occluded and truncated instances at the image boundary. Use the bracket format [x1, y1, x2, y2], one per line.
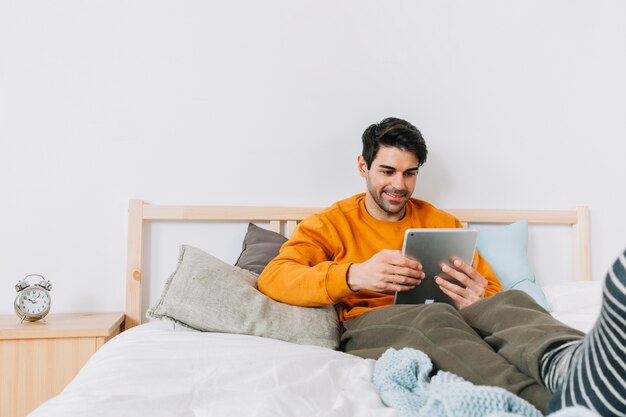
[357, 155, 368, 178]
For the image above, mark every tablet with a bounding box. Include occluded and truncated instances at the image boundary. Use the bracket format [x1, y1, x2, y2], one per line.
[394, 228, 478, 305]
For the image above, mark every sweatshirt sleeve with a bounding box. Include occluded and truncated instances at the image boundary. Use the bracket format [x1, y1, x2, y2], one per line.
[257, 214, 355, 307]
[473, 251, 504, 297]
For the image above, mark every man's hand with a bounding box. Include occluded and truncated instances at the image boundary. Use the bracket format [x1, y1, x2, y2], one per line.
[435, 258, 488, 309]
[347, 249, 424, 292]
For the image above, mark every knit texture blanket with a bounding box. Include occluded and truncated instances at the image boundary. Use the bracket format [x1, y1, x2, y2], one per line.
[373, 347, 600, 417]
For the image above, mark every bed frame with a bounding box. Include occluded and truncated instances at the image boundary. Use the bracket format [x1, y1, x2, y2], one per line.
[124, 201, 592, 329]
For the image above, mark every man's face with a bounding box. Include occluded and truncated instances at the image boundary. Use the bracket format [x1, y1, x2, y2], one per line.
[358, 146, 419, 221]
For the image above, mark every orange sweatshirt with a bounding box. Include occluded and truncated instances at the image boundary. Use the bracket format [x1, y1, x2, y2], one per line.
[258, 193, 503, 322]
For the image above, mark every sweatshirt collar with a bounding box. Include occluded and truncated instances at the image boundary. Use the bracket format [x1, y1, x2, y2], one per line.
[357, 193, 414, 228]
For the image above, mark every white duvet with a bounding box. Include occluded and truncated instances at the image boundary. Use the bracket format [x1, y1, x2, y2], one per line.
[30, 321, 396, 417]
[30, 281, 603, 417]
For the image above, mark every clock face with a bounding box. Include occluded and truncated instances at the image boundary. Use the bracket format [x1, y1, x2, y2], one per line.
[17, 287, 51, 317]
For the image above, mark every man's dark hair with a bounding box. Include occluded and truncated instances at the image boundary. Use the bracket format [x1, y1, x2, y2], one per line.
[361, 117, 428, 169]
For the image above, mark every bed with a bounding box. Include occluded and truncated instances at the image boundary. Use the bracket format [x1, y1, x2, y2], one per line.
[29, 201, 603, 417]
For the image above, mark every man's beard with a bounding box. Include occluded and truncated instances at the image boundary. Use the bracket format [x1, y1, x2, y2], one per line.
[368, 181, 408, 216]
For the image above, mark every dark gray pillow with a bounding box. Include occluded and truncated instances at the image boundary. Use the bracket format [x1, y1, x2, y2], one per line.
[147, 245, 341, 349]
[235, 223, 288, 275]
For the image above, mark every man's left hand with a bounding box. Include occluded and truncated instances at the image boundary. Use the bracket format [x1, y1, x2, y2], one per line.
[435, 258, 488, 309]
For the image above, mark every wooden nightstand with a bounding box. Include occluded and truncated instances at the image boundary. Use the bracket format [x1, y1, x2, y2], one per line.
[0, 312, 125, 417]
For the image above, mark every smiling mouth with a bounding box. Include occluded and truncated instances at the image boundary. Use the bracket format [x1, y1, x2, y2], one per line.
[383, 190, 407, 203]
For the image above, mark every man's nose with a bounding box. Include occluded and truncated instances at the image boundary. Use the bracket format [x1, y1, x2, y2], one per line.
[392, 174, 406, 190]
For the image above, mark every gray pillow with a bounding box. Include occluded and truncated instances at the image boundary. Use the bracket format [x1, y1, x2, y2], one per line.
[147, 245, 341, 349]
[235, 223, 287, 275]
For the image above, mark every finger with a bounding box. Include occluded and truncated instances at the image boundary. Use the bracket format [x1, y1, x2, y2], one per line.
[439, 284, 462, 301]
[451, 258, 489, 288]
[437, 274, 485, 306]
[438, 280, 480, 308]
[443, 261, 486, 291]
[435, 275, 466, 296]
[438, 285, 466, 309]
[385, 265, 425, 280]
[439, 268, 484, 298]
[393, 282, 418, 292]
[371, 271, 420, 290]
[451, 258, 481, 280]
[375, 279, 417, 292]
[383, 273, 422, 287]
[440, 264, 470, 288]
[387, 253, 423, 271]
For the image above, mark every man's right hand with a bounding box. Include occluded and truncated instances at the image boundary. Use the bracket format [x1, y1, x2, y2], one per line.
[346, 249, 424, 292]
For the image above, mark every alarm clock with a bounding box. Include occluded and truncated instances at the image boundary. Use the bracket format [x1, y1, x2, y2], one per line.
[14, 274, 52, 322]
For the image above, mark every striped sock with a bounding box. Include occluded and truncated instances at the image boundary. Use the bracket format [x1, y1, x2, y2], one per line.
[544, 249, 626, 416]
[540, 340, 582, 392]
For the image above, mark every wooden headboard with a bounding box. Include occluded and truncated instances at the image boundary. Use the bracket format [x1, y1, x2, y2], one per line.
[125, 201, 591, 329]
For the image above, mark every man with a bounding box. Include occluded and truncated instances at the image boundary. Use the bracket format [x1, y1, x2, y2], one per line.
[258, 117, 626, 416]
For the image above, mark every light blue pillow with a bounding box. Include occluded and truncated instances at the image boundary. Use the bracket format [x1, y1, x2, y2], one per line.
[509, 279, 551, 311]
[475, 220, 551, 311]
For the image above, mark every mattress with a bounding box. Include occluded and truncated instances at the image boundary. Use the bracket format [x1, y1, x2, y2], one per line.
[29, 281, 603, 417]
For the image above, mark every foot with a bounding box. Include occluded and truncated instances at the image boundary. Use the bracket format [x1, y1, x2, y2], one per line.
[546, 249, 626, 416]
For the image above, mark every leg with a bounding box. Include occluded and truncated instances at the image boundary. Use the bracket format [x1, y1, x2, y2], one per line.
[546, 249, 626, 416]
[459, 289, 585, 384]
[341, 302, 551, 411]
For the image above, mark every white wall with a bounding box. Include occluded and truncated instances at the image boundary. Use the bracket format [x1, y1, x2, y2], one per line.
[1, 1, 625, 314]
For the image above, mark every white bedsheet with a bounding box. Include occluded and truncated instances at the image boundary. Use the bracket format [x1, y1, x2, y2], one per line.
[29, 321, 397, 417]
[30, 281, 604, 417]
[543, 280, 603, 334]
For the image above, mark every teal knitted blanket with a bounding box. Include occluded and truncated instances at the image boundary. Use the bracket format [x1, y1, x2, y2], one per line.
[373, 347, 600, 417]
